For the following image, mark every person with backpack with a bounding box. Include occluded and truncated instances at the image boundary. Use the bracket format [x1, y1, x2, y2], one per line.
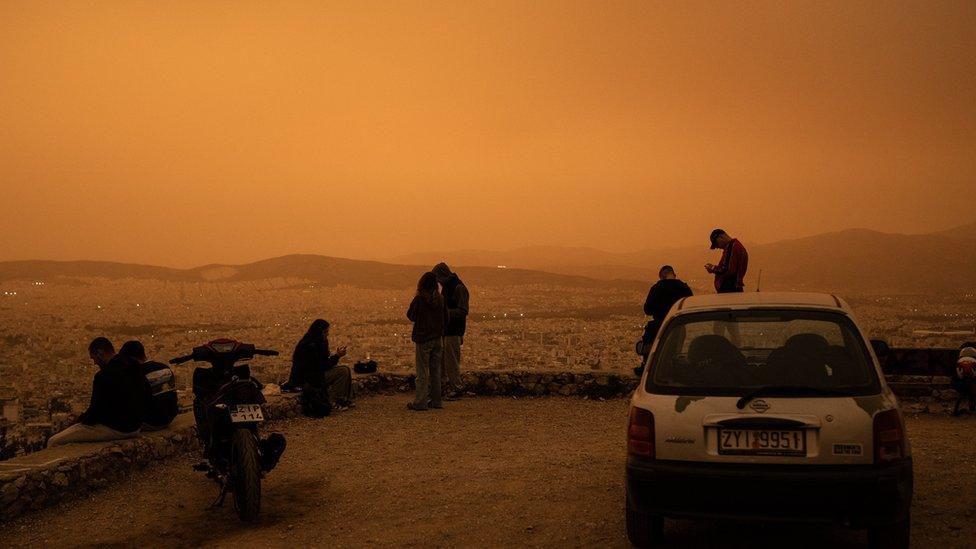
[406, 271, 447, 411]
[119, 340, 179, 429]
[287, 319, 354, 417]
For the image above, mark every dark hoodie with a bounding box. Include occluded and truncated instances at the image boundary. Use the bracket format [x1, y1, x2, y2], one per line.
[78, 354, 153, 433]
[288, 320, 339, 389]
[407, 292, 447, 343]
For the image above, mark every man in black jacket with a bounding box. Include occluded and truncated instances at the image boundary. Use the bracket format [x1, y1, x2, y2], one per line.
[433, 262, 469, 400]
[636, 266, 693, 375]
[119, 340, 179, 430]
[48, 338, 153, 447]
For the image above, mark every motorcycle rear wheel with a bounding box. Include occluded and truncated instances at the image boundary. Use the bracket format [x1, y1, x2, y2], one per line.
[231, 429, 262, 522]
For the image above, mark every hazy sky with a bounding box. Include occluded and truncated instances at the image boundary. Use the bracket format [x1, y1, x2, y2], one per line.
[1, 1, 974, 267]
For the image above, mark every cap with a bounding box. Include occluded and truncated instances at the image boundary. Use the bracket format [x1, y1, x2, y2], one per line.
[709, 229, 726, 250]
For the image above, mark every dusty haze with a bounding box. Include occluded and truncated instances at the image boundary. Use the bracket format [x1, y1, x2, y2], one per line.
[2, 1, 974, 267]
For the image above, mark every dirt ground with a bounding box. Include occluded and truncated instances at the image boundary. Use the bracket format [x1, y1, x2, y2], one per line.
[1, 396, 973, 548]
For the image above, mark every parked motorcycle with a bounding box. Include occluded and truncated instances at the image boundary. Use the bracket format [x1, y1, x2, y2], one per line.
[170, 338, 285, 522]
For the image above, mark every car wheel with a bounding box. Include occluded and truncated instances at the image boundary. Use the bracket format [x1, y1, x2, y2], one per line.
[868, 516, 910, 549]
[626, 493, 663, 547]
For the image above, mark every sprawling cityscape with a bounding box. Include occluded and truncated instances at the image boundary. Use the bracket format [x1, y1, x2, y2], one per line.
[0, 277, 974, 459]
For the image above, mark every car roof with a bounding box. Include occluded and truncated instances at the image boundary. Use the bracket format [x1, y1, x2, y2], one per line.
[674, 292, 849, 314]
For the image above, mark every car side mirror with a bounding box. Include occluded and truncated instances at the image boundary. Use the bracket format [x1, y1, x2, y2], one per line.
[870, 339, 890, 358]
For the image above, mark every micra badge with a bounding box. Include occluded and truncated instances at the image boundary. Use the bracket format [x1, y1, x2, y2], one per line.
[750, 399, 770, 413]
[664, 436, 695, 444]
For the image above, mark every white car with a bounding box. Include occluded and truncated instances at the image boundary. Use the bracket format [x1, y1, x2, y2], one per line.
[626, 292, 912, 548]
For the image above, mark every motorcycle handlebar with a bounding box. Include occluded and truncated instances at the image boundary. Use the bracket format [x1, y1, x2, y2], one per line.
[252, 349, 279, 356]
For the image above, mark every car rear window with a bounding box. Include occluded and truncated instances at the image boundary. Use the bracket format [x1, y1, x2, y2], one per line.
[646, 309, 881, 396]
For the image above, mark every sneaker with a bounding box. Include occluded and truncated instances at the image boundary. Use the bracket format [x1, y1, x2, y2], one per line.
[335, 398, 356, 409]
[406, 402, 427, 411]
[443, 391, 461, 401]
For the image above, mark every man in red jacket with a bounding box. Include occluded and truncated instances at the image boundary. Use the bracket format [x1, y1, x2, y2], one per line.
[705, 229, 749, 293]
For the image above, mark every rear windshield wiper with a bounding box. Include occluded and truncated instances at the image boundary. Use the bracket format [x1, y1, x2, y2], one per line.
[736, 386, 847, 409]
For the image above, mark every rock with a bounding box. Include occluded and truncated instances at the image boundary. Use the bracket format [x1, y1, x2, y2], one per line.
[939, 389, 960, 401]
[558, 384, 578, 396]
[51, 473, 69, 488]
[1, 483, 19, 506]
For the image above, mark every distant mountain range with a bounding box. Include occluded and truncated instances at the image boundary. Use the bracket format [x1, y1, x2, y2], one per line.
[390, 224, 976, 295]
[2, 223, 974, 295]
[0, 254, 645, 291]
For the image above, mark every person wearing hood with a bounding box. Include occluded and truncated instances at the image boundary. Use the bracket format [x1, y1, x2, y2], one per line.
[288, 319, 353, 417]
[406, 271, 448, 411]
[48, 337, 151, 447]
[432, 262, 469, 400]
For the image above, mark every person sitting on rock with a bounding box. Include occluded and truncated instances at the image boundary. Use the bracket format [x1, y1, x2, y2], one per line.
[119, 340, 179, 430]
[952, 346, 976, 416]
[48, 337, 153, 447]
[287, 319, 354, 417]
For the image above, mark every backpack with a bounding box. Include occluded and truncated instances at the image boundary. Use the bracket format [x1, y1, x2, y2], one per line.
[300, 383, 332, 418]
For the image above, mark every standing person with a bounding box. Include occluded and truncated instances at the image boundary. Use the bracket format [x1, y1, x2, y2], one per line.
[406, 272, 447, 411]
[705, 229, 749, 293]
[288, 319, 354, 417]
[48, 338, 152, 447]
[119, 340, 179, 430]
[636, 266, 693, 375]
[433, 262, 469, 400]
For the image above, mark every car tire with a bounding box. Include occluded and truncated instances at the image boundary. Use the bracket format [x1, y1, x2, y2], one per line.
[626, 493, 663, 547]
[867, 516, 910, 549]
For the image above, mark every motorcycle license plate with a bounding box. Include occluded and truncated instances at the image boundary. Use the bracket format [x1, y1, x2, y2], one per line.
[229, 404, 265, 423]
[718, 428, 806, 456]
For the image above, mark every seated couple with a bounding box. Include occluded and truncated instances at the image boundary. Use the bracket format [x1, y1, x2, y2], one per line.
[47, 338, 179, 447]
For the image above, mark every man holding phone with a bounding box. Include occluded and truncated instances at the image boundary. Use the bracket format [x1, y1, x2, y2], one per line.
[705, 229, 749, 293]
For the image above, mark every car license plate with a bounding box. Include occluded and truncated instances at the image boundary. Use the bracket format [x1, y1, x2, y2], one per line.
[718, 428, 806, 456]
[229, 404, 265, 423]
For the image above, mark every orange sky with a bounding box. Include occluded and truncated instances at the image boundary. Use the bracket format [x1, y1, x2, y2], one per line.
[1, 1, 974, 267]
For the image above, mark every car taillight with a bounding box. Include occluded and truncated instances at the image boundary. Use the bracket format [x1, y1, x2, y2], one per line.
[873, 409, 906, 463]
[628, 407, 655, 459]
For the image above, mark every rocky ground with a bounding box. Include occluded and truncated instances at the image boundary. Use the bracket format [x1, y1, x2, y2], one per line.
[0, 396, 973, 548]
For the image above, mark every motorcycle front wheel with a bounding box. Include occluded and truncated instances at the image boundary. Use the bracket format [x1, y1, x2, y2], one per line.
[231, 428, 262, 522]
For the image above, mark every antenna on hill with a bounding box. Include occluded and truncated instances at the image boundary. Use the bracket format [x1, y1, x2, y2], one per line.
[756, 269, 762, 292]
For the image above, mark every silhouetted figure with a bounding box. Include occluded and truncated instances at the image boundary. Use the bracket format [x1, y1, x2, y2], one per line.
[119, 340, 178, 430]
[407, 272, 447, 411]
[635, 266, 693, 375]
[953, 346, 976, 416]
[433, 262, 469, 400]
[48, 338, 152, 447]
[705, 229, 749, 293]
[288, 319, 353, 417]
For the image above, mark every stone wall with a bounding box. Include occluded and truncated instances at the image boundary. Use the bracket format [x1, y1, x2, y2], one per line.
[0, 370, 960, 522]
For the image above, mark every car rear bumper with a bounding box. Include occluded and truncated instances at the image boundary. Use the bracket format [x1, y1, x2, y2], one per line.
[626, 457, 912, 526]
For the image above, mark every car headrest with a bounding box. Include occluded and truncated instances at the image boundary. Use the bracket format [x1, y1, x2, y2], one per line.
[688, 335, 744, 368]
[785, 334, 829, 355]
